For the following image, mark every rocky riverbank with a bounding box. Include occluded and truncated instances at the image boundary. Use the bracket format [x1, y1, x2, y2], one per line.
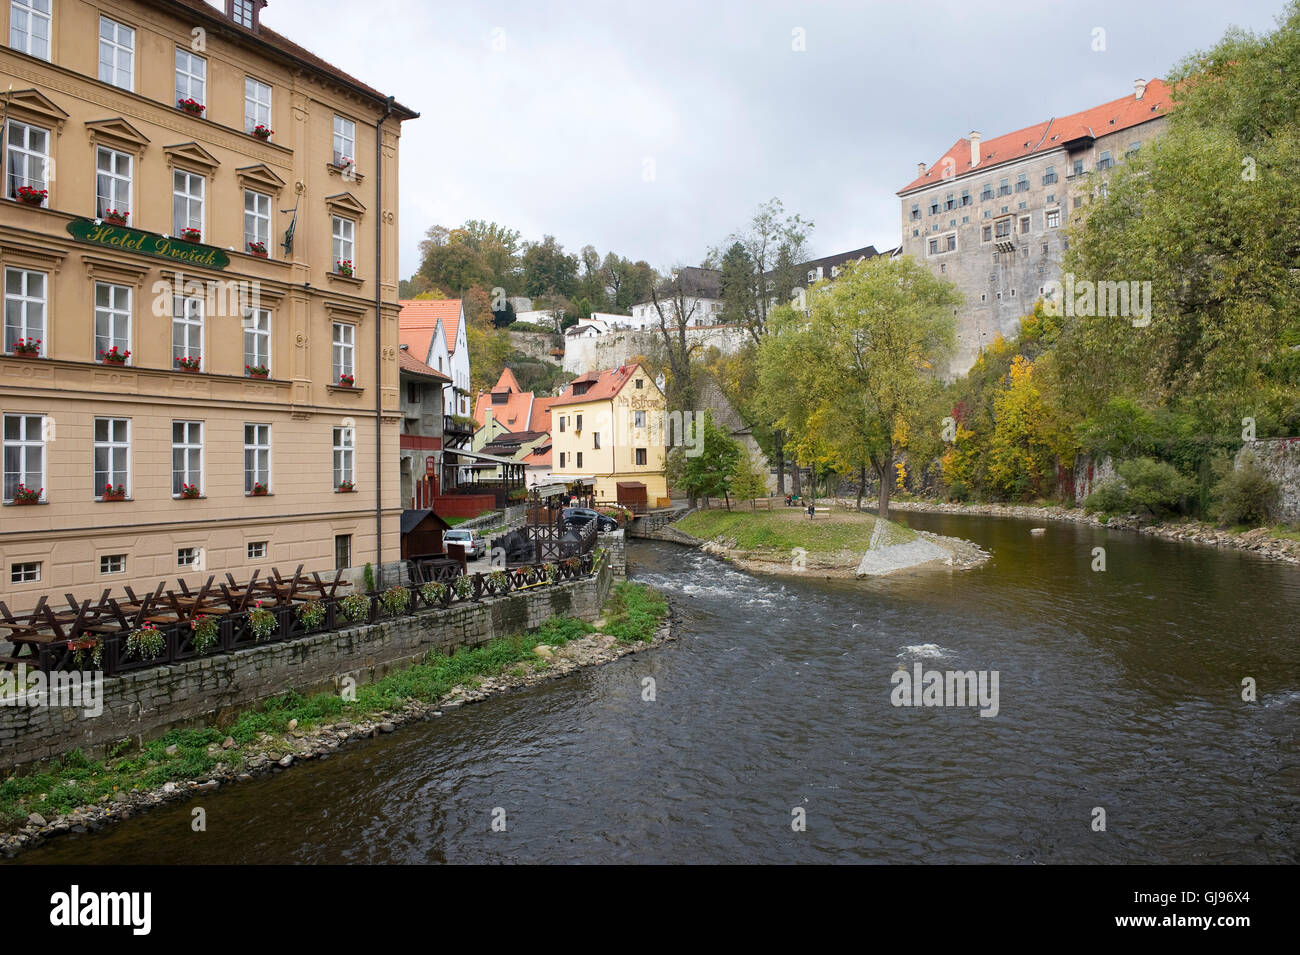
[870, 498, 1300, 565]
[0, 616, 674, 860]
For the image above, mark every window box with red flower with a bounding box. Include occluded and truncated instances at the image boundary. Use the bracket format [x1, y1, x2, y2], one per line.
[250, 482, 269, 497]
[101, 483, 127, 502]
[102, 209, 129, 226]
[180, 228, 202, 243]
[100, 346, 130, 365]
[246, 363, 269, 379]
[175, 355, 202, 372]
[336, 480, 355, 493]
[337, 373, 355, 388]
[247, 240, 268, 258]
[335, 260, 354, 277]
[179, 484, 201, 499]
[11, 484, 42, 504]
[177, 98, 206, 116]
[10, 337, 41, 357]
[251, 124, 273, 141]
[15, 185, 47, 206]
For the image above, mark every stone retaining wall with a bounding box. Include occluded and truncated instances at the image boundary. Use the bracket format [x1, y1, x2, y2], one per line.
[0, 557, 617, 771]
[1238, 437, 1300, 523]
[628, 508, 691, 541]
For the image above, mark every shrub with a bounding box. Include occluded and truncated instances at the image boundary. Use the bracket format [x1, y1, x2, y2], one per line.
[1084, 457, 1196, 520]
[363, 562, 376, 593]
[1211, 453, 1279, 526]
[1083, 479, 1129, 516]
[125, 625, 165, 660]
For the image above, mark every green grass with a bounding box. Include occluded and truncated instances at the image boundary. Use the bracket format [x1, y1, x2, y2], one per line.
[674, 507, 915, 556]
[444, 516, 469, 527]
[0, 582, 665, 832]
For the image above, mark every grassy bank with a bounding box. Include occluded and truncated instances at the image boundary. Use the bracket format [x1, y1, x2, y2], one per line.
[0, 581, 667, 831]
[674, 506, 916, 558]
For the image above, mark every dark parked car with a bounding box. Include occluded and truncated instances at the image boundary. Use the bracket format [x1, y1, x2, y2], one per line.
[562, 507, 618, 532]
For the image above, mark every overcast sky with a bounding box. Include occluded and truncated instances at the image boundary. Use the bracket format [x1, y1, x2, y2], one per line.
[251, 0, 1286, 279]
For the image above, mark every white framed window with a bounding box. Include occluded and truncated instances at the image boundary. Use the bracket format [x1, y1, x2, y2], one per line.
[245, 77, 271, 133]
[331, 322, 354, 382]
[4, 267, 45, 354]
[9, 0, 51, 60]
[10, 562, 40, 583]
[2, 413, 44, 502]
[171, 293, 203, 365]
[94, 282, 131, 360]
[634, 410, 646, 429]
[99, 555, 126, 575]
[1045, 208, 1061, 229]
[332, 426, 354, 488]
[231, 0, 255, 29]
[174, 48, 206, 107]
[244, 423, 270, 493]
[331, 216, 354, 271]
[173, 169, 204, 236]
[244, 189, 270, 253]
[247, 541, 267, 560]
[5, 119, 48, 200]
[332, 115, 355, 165]
[95, 146, 132, 218]
[244, 308, 270, 375]
[171, 420, 202, 496]
[177, 547, 199, 568]
[98, 16, 134, 91]
[93, 417, 130, 498]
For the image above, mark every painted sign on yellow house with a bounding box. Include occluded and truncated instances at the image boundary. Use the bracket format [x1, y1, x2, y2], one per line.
[67, 219, 231, 269]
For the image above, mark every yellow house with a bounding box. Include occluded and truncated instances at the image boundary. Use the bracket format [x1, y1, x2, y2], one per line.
[0, 0, 417, 596]
[548, 363, 667, 507]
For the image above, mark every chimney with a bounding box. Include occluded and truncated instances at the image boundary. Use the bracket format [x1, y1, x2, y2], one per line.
[917, 162, 927, 178]
[1134, 78, 1147, 100]
[970, 131, 981, 167]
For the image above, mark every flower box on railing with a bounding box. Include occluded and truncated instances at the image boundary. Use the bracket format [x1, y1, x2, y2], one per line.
[99, 346, 130, 365]
[246, 364, 269, 379]
[175, 355, 202, 372]
[10, 483, 42, 504]
[336, 481, 355, 493]
[179, 228, 202, 243]
[102, 209, 129, 226]
[15, 185, 46, 206]
[247, 241, 268, 257]
[251, 124, 273, 141]
[101, 483, 127, 502]
[10, 337, 41, 357]
[177, 98, 206, 115]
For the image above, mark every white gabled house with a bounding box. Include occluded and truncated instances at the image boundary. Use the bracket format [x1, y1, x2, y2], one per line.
[398, 299, 471, 418]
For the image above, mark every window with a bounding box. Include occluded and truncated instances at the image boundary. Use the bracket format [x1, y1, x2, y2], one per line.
[593, 431, 600, 449]
[634, 410, 646, 428]
[4, 268, 45, 353]
[95, 147, 131, 218]
[960, 188, 971, 206]
[558, 416, 565, 433]
[244, 189, 270, 254]
[994, 218, 1012, 239]
[332, 426, 354, 488]
[980, 183, 993, 201]
[940, 263, 946, 274]
[93, 417, 129, 497]
[175, 48, 206, 106]
[232, 0, 255, 28]
[1015, 173, 1029, 193]
[1045, 208, 1060, 229]
[928, 238, 938, 255]
[245, 77, 271, 134]
[173, 169, 204, 236]
[244, 308, 270, 375]
[1046, 193, 1056, 204]
[944, 193, 955, 211]
[171, 420, 202, 496]
[10, 0, 50, 60]
[946, 234, 957, 252]
[98, 16, 134, 90]
[334, 534, 351, 570]
[177, 547, 199, 568]
[3, 413, 43, 502]
[1097, 150, 1113, 171]
[635, 379, 643, 389]
[1019, 215, 1031, 235]
[244, 424, 270, 493]
[332, 216, 354, 269]
[247, 541, 268, 560]
[1042, 166, 1057, 185]
[331, 322, 354, 382]
[998, 178, 1010, 196]
[1125, 141, 1141, 159]
[172, 292, 202, 365]
[576, 452, 583, 469]
[332, 115, 355, 165]
[1072, 159, 1084, 177]
[10, 562, 39, 583]
[559, 452, 565, 468]
[1042, 244, 1049, 256]
[6, 119, 48, 200]
[928, 198, 939, 216]
[575, 414, 583, 431]
[100, 555, 125, 575]
[982, 225, 992, 242]
[909, 203, 920, 221]
[635, 448, 647, 466]
[94, 282, 131, 360]
[1073, 196, 1083, 209]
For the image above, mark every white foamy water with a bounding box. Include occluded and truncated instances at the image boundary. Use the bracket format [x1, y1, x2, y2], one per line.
[897, 643, 950, 659]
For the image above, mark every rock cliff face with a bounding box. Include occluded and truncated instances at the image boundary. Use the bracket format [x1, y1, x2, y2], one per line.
[1238, 437, 1300, 523]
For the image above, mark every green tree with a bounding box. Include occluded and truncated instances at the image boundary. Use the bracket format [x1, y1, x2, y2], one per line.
[665, 412, 742, 509]
[729, 450, 769, 508]
[521, 235, 579, 299]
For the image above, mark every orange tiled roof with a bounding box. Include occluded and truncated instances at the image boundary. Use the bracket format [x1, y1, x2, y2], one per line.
[898, 79, 1172, 195]
[399, 349, 451, 381]
[529, 396, 557, 433]
[522, 443, 552, 467]
[473, 389, 534, 432]
[493, 367, 523, 394]
[399, 299, 463, 364]
[550, 364, 643, 407]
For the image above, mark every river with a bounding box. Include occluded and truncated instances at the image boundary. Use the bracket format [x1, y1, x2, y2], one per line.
[13, 512, 1300, 864]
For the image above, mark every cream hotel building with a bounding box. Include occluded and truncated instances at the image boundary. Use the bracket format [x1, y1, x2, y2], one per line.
[0, 0, 417, 598]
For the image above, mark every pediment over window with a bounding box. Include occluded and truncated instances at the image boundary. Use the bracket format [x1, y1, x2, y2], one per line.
[5, 89, 69, 131]
[85, 117, 150, 151]
[163, 142, 221, 172]
[324, 192, 367, 217]
[235, 163, 287, 194]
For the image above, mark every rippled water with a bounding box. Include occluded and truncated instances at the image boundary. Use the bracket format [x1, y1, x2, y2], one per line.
[14, 512, 1300, 863]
